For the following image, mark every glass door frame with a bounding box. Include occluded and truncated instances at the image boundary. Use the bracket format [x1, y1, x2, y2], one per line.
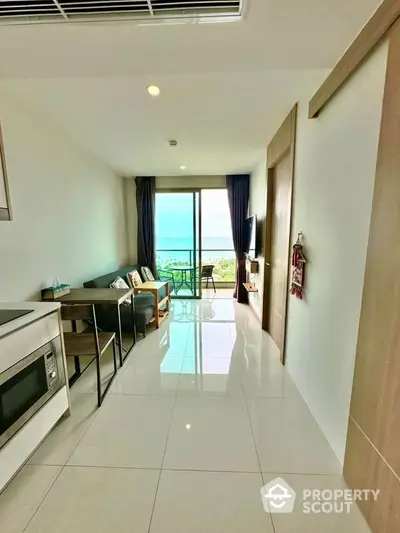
[155, 188, 202, 300]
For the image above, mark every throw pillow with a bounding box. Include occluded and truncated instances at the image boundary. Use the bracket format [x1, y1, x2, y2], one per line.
[109, 276, 132, 306]
[127, 270, 143, 289]
[141, 266, 155, 282]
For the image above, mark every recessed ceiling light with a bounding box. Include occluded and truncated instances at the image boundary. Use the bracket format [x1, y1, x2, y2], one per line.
[147, 85, 160, 97]
[180, 165, 186, 171]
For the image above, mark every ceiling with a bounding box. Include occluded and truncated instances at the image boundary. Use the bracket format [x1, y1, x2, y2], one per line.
[0, 0, 381, 176]
[1, 71, 330, 176]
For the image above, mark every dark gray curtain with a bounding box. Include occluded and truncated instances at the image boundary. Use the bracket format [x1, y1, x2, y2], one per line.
[226, 174, 250, 304]
[135, 176, 158, 276]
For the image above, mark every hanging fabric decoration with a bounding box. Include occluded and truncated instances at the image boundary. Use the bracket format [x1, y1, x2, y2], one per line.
[290, 232, 306, 300]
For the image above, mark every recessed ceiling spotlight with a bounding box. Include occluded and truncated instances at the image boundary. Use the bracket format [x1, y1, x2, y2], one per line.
[147, 85, 160, 97]
[180, 165, 186, 171]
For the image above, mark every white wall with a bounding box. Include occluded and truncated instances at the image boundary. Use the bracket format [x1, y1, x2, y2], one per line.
[285, 40, 388, 463]
[156, 175, 226, 189]
[248, 71, 330, 322]
[249, 154, 267, 319]
[0, 90, 128, 301]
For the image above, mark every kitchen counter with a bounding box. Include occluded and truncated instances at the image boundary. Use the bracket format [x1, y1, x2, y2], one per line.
[0, 301, 60, 339]
[0, 300, 69, 492]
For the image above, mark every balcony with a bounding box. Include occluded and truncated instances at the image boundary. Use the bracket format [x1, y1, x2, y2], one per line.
[156, 248, 236, 296]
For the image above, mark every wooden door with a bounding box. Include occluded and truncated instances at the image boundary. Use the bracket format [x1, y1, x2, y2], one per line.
[264, 153, 292, 352]
[261, 105, 297, 362]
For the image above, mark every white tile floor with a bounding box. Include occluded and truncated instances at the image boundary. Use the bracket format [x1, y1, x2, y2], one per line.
[170, 288, 234, 298]
[0, 299, 372, 533]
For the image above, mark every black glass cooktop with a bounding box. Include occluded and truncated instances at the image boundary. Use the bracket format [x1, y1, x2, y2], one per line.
[0, 309, 34, 327]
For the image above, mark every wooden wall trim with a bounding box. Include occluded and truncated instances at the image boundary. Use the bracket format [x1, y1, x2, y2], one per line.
[0, 122, 12, 221]
[343, 17, 400, 533]
[262, 104, 297, 363]
[261, 167, 274, 332]
[266, 107, 295, 167]
[344, 418, 400, 531]
[308, 0, 400, 119]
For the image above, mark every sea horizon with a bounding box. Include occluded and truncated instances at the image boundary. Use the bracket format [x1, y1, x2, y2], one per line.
[156, 237, 235, 264]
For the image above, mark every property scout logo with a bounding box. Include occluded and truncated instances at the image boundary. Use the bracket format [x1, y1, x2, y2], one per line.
[260, 477, 379, 514]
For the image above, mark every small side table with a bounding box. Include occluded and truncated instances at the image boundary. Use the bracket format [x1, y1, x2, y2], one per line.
[136, 281, 170, 328]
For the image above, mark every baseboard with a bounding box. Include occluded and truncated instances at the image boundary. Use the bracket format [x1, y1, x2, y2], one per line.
[248, 299, 262, 325]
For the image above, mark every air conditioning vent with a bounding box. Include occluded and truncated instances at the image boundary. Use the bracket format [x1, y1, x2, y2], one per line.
[0, 1, 63, 21]
[151, 1, 240, 15]
[0, 0, 243, 24]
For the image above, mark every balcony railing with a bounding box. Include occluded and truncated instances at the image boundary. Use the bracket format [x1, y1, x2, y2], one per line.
[156, 248, 236, 283]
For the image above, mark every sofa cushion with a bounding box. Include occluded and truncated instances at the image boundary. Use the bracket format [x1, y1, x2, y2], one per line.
[127, 269, 143, 289]
[94, 304, 151, 336]
[134, 291, 156, 309]
[109, 276, 132, 306]
[141, 266, 155, 281]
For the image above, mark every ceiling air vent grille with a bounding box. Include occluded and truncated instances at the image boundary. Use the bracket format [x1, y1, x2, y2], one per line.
[0, 0, 243, 24]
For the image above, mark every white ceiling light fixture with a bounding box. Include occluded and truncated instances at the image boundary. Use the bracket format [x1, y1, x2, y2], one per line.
[180, 165, 186, 171]
[147, 85, 160, 97]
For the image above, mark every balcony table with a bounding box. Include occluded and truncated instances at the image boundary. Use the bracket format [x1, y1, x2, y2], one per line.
[172, 266, 195, 294]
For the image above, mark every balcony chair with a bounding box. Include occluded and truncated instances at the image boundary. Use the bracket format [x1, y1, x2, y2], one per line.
[201, 265, 216, 293]
[142, 265, 176, 295]
[158, 269, 177, 294]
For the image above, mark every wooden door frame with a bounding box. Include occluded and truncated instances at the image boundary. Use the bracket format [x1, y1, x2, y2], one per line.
[261, 104, 298, 363]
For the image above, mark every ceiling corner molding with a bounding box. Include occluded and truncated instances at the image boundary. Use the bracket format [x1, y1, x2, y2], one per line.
[308, 0, 400, 119]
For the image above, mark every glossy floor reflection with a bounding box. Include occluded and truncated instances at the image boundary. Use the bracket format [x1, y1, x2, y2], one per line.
[0, 299, 371, 533]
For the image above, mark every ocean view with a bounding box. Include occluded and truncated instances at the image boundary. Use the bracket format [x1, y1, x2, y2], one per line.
[156, 236, 235, 262]
[156, 237, 236, 282]
[155, 191, 235, 281]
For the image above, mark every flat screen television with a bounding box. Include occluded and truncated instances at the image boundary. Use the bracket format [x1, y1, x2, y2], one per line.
[246, 215, 257, 257]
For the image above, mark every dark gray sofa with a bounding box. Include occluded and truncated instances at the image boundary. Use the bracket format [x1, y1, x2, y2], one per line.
[83, 265, 169, 336]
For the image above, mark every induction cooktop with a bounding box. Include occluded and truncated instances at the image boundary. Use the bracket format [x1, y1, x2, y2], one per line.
[0, 309, 34, 327]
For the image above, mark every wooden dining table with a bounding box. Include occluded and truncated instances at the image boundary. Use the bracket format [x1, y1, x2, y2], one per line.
[53, 288, 135, 369]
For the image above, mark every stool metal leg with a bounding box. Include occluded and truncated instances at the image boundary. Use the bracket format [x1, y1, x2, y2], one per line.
[95, 354, 101, 408]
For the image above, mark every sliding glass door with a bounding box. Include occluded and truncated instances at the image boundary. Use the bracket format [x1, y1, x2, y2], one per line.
[155, 191, 201, 299]
[201, 189, 235, 286]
